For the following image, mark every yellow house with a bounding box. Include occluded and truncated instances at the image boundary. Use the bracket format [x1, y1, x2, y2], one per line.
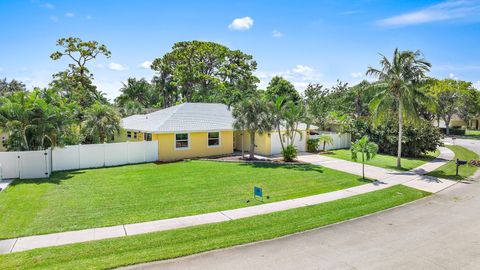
[119, 103, 235, 162]
[119, 102, 310, 161]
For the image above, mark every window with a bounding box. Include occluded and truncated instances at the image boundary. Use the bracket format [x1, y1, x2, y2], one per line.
[144, 133, 152, 141]
[134, 132, 138, 139]
[208, 132, 220, 147]
[175, 133, 189, 149]
[127, 131, 132, 138]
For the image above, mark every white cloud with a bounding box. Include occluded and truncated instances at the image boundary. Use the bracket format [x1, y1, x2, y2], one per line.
[272, 30, 283, 38]
[449, 73, 459, 79]
[65, 12, 75, 17]
[474, 81, 480, 90]
[108, 62, 128, 71]
[49, 16, 59, 23]
[138, 61, 152, 69]
[40, 3, 55, 9]
[256, 65, 323, 91]
[228, 16, 254, 31]
[377, 0, 480, 27]
[350, 72, 363, 78]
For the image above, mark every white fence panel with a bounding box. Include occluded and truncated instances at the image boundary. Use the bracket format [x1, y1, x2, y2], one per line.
[105, 143, 128, 167]
[127, 141, 146, 164]
[19, 149, 51, 179]
[145, 141, 158, 162]
[52, 145, 80, 171]
[0, 152, 20, 179]
[310, 132, 351, 151]
[79, 144, 105, 169]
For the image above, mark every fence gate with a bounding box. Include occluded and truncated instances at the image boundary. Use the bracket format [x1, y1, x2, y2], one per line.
[0, 149, 51, 180]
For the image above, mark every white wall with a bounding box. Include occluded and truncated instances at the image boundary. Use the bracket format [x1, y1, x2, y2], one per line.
[270, 131, 307, 155]
[310, 132, 351, 151]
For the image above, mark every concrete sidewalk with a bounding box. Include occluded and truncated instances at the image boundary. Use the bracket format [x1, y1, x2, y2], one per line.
[0, 147, 457, 254]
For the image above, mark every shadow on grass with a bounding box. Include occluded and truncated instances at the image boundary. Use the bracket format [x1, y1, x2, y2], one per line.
[238, 162, 325, 174]
[9, 170, 86, 186]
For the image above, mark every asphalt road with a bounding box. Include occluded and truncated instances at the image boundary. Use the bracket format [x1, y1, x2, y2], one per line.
[124, 139, 480, 270]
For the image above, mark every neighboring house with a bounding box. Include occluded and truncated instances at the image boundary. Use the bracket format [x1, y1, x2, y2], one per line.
[119, 102, 310, 161]
[436, 114, 467, 129]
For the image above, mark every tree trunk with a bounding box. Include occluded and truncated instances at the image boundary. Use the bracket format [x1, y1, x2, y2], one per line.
[277, 126, 285, 152]
[445, 115, 451, 135]
[241, 132, 244, 158]
[362, 152, 365, 180]
[397, 100, 403, 169]
[249, 131, 255, 160]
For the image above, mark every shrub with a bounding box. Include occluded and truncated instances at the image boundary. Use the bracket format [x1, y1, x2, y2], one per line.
[369, 119, 443, 157]
[282, 145, 298, 162]
[307, 138, 319, 152]
[344, 117, 443, 157]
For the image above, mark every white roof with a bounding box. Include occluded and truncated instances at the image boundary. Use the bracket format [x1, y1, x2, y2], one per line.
[121, 103, 235, 133]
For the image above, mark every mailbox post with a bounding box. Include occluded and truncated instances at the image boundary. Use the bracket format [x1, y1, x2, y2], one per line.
[456, 159, 467, 176]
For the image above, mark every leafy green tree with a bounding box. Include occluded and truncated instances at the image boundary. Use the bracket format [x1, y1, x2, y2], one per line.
[0, 78, 26, 96]
[151, 41, 258, 105]
[50, 37, 111, 107]
[351, 136, 379, 180]
[318, 134, 333, 152]
[115, 78, 160, 116]
[265, 76, 300, 103]
[232, 95, 273, 159]
[303, 83, 332, 130]
[367, 48, 431, 169]
[82, 102, 121, 143]
[427, 79, 465, 134]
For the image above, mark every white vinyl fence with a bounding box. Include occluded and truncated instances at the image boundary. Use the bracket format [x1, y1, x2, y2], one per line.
[0, 141, 158, 179]
[310, 132, 351, 151]
[0, 149, 52, 179]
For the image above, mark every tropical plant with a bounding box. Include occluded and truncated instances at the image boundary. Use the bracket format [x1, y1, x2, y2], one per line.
[0, 89, 77, 150]
[351, 136, 379, 180]
[232, 96, 272, 159]
[82, 102, 121, 143]
[265, 76, 301, 104]
[0, 78, 26, 96]
[367, 48, 432, 169]
[318, 134, 334, 152]
[282, 145, 298, 162]
[115, 78, 160, 115]
[307, 138, 319, 152]
[273, 100, 306, 161]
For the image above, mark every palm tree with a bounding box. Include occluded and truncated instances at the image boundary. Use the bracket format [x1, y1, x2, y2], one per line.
[232, 97, 273, 159]
[351, 136, 378, 180]
[367, 48, 431, 169]
[318, 134, 333, 152]
[82, 102, 121, 143]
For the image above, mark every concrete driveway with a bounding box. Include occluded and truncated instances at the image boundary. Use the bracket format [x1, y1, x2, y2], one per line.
[124, 139, 480, 270]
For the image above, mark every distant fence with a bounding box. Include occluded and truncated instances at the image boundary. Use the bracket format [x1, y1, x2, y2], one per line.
[0, 141, 158, 179]
[310, 132, 351, 150]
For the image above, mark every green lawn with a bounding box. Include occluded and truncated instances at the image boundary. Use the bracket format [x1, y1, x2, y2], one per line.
[0, 185, 429, 270]
[0, 160, 371, 239]
[462, 129, 480, 140]
[322, 149, 440, 171]
[427, 145, 478, 180]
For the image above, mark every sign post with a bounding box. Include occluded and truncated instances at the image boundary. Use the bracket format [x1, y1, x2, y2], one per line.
[254, 186, 263, 202]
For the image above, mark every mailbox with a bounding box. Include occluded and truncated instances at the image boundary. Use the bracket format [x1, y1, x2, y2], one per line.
[456, 159, 467, 176]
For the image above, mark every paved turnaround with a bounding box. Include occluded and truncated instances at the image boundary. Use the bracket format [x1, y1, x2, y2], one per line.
[127, 176, 480, 270]
[0, 147, 456, 254]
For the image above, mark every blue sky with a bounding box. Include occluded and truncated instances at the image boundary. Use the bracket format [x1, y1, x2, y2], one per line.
[1, 0, 479, 100]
